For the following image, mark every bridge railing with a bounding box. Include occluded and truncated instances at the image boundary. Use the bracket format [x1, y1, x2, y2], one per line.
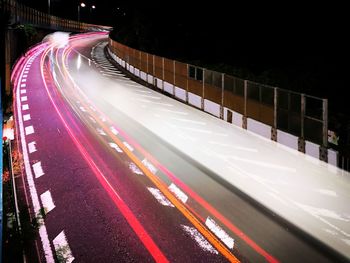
[1, 0, 111, 32]
[108, 38, 334, 164]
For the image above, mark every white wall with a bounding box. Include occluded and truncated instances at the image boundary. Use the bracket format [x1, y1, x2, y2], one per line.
[232, 111, 242, 127]
[204, 99, 220, 117]
[328, 149, 338, 166]
[164, 82, 173, 95]
[305, 141, 320, 159]
[147, 75, 154, 84]
[277, 129, 298, 150]
[175, 87, 186, 101]
[188, 92, 202, 109]
[247, 118, 271, 139]
[140, 71, 147, 81]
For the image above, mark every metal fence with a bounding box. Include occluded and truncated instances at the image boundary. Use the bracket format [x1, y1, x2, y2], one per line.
[1, 0, 111, 32]
[109, 39, 329, 157]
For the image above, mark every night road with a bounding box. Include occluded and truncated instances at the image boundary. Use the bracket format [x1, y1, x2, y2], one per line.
[11, 32, 350, 263]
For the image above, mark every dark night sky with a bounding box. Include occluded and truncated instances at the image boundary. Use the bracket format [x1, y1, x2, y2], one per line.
[17, 1, 350, 125]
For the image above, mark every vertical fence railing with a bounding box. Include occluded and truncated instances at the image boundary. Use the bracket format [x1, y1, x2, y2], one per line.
[109, 38, 332, 162]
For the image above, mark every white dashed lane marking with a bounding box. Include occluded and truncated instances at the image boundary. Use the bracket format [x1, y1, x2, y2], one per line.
[109, 142, 123, 153]
[20, 89, 27, 94]
[53, 231, 75, 263]
[23, 114, 31, 121]
[28, 141, 37, 153]
[181, 225, 218, 254]
[21, 84, 26, 88]
[129, 163, 143, 175]
[142, 159, 157, 174]
[205, 217, 234, 249]
[40, 190, 55, 214]
[22, 104, 29, 110]
[148, 187, 174, 207]
[169, 183, 188, 203]
[21, 96, 28, 102]
[123, 141, 134, 152]
[110, 126, 118, 135]
[32, 161, 44, 178]
[97, 128, 106, 136]
[25, 125, 34, 135]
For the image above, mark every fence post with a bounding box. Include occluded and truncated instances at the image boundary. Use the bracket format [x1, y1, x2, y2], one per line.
[202, 68, 205, 110]
[139, 51, 141, 78]
[320, 99, 328, 162]
[271, 87, 278, 141]
[162, 57, 165, 92]
[298, 94, 306, 153]
[146, 53, 149, 84]
[173, 60, 176, 96]
[186, 64, 189, 103]
[220, 73, 224, 120]
[243, 80, 248, 129]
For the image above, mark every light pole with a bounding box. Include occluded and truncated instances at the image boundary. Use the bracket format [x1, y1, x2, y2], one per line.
[78, 2, 86, 23]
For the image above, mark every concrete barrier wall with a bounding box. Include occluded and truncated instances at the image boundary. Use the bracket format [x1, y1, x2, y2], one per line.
[175, 87, 186, 101]
[204, 99, 220, 117]
[247, 118, 271, 139]
[328, 149, 338, 167]
[147, 75, 154, 84]
[107, 46, 338, 166]
[188, 92, 202, 109]
[306, 141, 320, 159]
[164, 82, 173, 95]
[233, 112, 243, 127]
[141, 71, 147, 81]
[277, 130, 298, 150]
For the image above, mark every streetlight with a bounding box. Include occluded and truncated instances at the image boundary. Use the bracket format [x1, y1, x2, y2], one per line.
[90, 5, 96, 22]
[78, 2, 86, 23]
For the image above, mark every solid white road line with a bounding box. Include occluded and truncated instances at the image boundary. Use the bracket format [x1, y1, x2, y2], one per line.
[205, 217, 234, 249]
[23, 114, 31, 121]
[181, 225, 218, 254]
[16, 53, 55, 262]
[168, 183, 188, 204]
[32, 161, 44, 178]
[53, 231, 75, 263]
[28, 141, 37, 153]
[40, 190, 55, 214]
[25, 125, 34, 135]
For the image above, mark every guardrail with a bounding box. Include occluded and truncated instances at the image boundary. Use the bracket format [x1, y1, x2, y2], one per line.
[108, 38, 336, 165]
[1, 0, 111, 32]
